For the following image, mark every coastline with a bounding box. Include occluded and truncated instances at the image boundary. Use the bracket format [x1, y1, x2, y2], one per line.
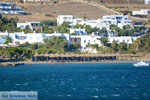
[0, 60, 137, 66]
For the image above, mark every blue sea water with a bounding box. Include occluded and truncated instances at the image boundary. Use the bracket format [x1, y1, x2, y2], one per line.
[0, 63, 150, 100]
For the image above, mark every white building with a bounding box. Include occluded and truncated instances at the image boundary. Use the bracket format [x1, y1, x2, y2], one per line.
[102, 15, 132, 29]
[145, 0, 150, 4]
[46, 32, 71, 44]
[17, 22, 41, 30]
[108, 36, 139, 44]
[0, 2, 24, 15]
[57, 15, 132, 31]
[71, 33, 102, 53]
[0, 31, 70, 45]
[69, 28, 86, 35]
[57, 15, 74, 25]
[132, 9, 150, 16]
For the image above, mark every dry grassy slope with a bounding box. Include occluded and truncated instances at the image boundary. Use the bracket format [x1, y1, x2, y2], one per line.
[85, 0, 145, 4]
[3, 0, 145, 4]
[6, 2, 115, 22]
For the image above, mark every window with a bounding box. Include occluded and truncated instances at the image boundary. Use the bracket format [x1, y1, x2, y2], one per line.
[29, 37, 33, 40]
[21, 25, 24, 28]
[84, 40, 86, 43]
[36, 37, 40, 40]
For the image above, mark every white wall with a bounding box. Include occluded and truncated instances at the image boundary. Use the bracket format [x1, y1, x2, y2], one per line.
[57, 15, 73, 25]
[69, 28, 86, 35]
[132, 9, 150, 16]
[108, 36, 139, 44]
[145, 0, 150, 4]
[71, 34, 102, 51]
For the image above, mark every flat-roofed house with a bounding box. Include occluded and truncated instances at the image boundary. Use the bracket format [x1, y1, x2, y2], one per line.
[145, 0, 150, 4]
[0, 2, 24, 15]
[57, 15, 74, 25]
[132, 9, 150, 16]
[17, 22, 42, 32]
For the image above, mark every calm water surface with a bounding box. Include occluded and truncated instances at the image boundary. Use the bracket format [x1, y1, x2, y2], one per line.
[0, 63, 150, 100]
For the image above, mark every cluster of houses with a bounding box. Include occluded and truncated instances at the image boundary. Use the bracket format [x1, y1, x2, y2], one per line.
[0, 2, 24, 15]
[0, 31, 102, 53]
[0, 14, 144, 53]
[0, 2, 30, 15]
[57, 14, 132, 30]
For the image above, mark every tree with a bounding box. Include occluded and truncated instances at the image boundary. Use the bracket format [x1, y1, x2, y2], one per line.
[23, 25, 33, 34]
[30, 43, 38, 50]
[57, 25, 69, 33]
[44, 25, 54, 33]
[85, 25, 93, 34]
[98, 28, 107, 36]
[0, 47, 32, 59]
[41, 20, 57, 26]
[101, 38, 109, 46]
[131, 34, 150, 52]
[111, 41, 118, 53]
[37, 36, 69, 54]
[5, 36, 12, 44]
[118, 43, 128, 53]
[74, 24, 84, 29]
[37, 48, 47, 54]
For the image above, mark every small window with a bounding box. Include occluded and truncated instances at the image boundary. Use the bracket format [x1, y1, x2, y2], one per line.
[36, 37, 40, 40]
[29, 37, 33, 40]
[84, 40, 86, 43]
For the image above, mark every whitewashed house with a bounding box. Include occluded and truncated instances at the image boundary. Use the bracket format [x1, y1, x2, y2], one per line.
[69, 28, 86, 35]
[71, 33, 102, 53]
[102, 15, 132, 29]
[132, 9, 150, 16]
[17, 22, 41, 30]
[0, 31, 70, 45]
[145, 0, 150, 4]
[0, 2, 24, 15]
[57, 15, 74, 25]
[57, 15, 132, 32]
[46, 32, 71, 44]
[108, 36, 139, 44]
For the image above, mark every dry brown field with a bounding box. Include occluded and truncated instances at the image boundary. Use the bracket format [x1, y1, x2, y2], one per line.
[5, 1, 115, 22]
[105, 4, 150, 12]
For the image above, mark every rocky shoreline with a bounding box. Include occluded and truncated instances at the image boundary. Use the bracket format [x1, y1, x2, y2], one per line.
[0, 60, 138, 67]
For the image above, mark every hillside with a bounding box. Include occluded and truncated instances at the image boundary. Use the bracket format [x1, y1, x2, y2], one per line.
[90, 0, 145, 4]
[3, 0, 150, 23]
[2, 0, 145, 4]
[5, 1, 115, 22]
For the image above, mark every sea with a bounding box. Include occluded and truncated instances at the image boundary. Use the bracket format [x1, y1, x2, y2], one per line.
[0, 63, 150, 100]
